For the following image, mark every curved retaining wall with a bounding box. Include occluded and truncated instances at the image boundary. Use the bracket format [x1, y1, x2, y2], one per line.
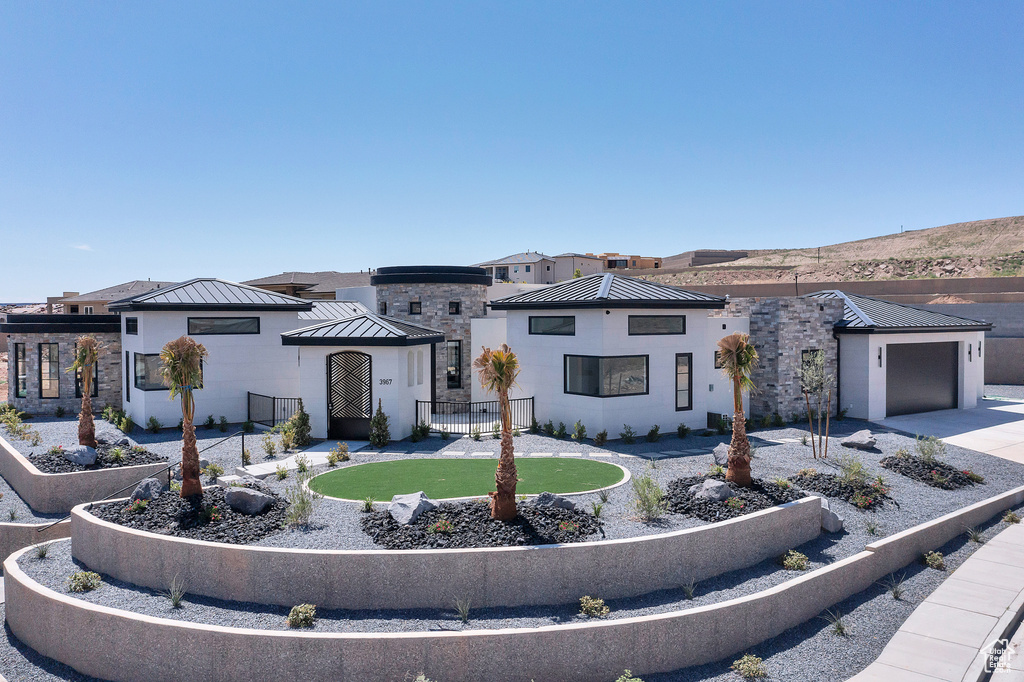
[0, 434, 169, 514]
[0, 519, 70, 562]
[71, 497, 823, 610]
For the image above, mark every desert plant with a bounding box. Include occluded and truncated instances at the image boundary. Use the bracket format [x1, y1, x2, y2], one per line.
[369, 399, 391, 448]
[491, 425, 500, 440]
[543, 420, 555, 436]
[455, 596, 471, 623]
[427, 516, 454, 534]
[620, 425, 636, 444]
[717, 333, 758, 487]
[441, 428, 451, 440]
[835, 452, 869, 486]
[280, 429, 294, 452]
[865, 519, 879, 535]
[594, 430, 608, 446]
[203, 415, 216, 430]
[916, 434, 946, 464]
[66, 335, 99, 447]
[682, 578, 696, 599]
[473, 343, 522, 520]
[470, 426, 481, 441]
[262, 432, 277, 457]
[119, 414, 135, 433]
[34, 542, 51, 559]
[164, 575, 187, 609]
[67, 571, 102, 593]
[512, 427, 521, 437]
[286, 603, 317, 628]
[708, 464, 726, 477]
[646, 425, 661, 443]
[590, 501, 604, 519]
[572, 420, 587, 441]
[107, 446, 125, 463]
[731, 653, 767, 679]
[801, 434, 808, 446]
[772, 477, 792, 489]
[820, 609, 847, 636]
[410, 421, 430, 442]
[7, 509, 16, 521]
[597, 488, 610, 503]
[361, 496, 374, 512]
[327, 442, 349, 467]
[215, 416, 226, 432]
[966, 526, 985, 544]
[242, 420, 255, 433]
[964, 470, 985, 483]
[1004, 510, 1021, 524]
[615, 671, 644, 682]
[159, 336, 209, 499]
[923, 550, 945, 570]
[555, 421, 567, 439]
[55, 406, 66, 418]
[529, 416, 540, 434]
[677, 423, 691, 439]
[799, 349, 835, 459]
[203, 462, 224, 481]
[715, 417, 729, 435]
[146, 416, 161, 434]
[241, 448, 252, 466]
[293, 454, 309, 474]
[780, 550, 809, 571]
[288, 400, 311, 446]
[725, 497, 746, 511]
[275, 464, 288, 480]
[125, 499, 149, 514]
[771, 412, 785, 427]
[879, 573, 905, 600]
[631, 473, 665, 521]
[285, 468, 323, 529]
[579, 595, 610, 617]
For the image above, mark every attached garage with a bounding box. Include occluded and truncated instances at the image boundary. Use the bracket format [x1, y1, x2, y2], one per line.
[885, 341, 958, 416]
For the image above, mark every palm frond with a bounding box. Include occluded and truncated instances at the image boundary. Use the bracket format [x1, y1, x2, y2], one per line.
[159, 336, 208, 399]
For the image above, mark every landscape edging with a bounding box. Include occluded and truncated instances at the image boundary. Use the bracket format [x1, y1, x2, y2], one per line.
[0, 520, 70, 562]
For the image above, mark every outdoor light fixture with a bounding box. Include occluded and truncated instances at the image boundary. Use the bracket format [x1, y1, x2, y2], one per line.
[878, 348, 882, 367]
[969, 345, 972, 361]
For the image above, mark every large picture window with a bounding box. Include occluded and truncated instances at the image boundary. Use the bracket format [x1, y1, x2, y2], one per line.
[446, 340, 462, 389]
[13, 343, 27, 398]
[187, 317, 259, 335]
[134, 354, 168, 391]
[75, 343, 99, 398]
[39, 343, 59, 398]
[564, 354, 648, 397]
[628, 315, 685, 335]
[529, 316, 575, 336]
[676, 353, 692, 411]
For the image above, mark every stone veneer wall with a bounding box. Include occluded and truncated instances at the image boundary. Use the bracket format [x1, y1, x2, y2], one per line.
[5, 332, 122, 416]
[375, 282, 487, 403]
[713, 297, 844, 420]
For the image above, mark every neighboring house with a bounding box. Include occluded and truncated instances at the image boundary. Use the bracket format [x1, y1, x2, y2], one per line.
[60, 280, 174, 315]
[475, 252, 556, 285]
[597, 252, 663, 270]
[243, 271, 373, 300]
[552, 253, 605, 282]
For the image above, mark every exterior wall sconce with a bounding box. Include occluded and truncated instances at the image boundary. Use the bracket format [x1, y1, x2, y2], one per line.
[969, 344, 972, 362]
[980, 341, 983, 358]
[878, 347, 882, 367]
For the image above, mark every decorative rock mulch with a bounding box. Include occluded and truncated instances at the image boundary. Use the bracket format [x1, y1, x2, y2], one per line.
[788, 470, 892, 511]
[361, 500, 602, 549]
[664, 474, 806, 522]
[879, 455, 984, 490]
[92, 484, 288, 545]
[28, 443, 166, 474]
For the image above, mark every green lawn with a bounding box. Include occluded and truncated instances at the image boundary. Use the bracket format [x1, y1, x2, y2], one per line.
[309, 457, 626, 500]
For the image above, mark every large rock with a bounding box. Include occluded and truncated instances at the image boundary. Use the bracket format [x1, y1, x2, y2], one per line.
[225, 487, 275, 515]
[388, 491, 437, 525]
[820, 498, 845, 533]
[531, 491, 575, 510]
[131, 478, 164, 501]
[713, 443, 730, 466]
[841, 430, 877, 451]
[63, 445, 97, 466]
[95, 426, 130, 447]
[689, 479, 735, 502]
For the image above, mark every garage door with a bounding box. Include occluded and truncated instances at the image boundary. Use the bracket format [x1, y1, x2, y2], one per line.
[886, 342, 958, 417]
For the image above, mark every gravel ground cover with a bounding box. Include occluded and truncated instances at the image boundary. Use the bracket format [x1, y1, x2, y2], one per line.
[28, 443, 163, 474]
[985, 384, 1024, 401]
[665, 474, 806, 521]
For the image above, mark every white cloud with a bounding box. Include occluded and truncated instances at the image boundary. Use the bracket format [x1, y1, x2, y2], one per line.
[71, 244, 93, 251]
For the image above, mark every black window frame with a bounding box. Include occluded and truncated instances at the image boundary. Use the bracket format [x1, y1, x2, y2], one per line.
[448, 301, 461, 315]
[714, 350, 723, 369]
[125, 317, 139, 335]
[529, 316, 576, 336]
[525, 265, 531, 273]
[75, 342, 99, 399]
[563, 354, 649, 398]
[676, 353, 693, 411]
[446, 340, 462, 389]
[409, 301, 422, 315]
[69, 305, 79, 314]
[186, 317, 260, 335]
[125, 350, 131, 402]
[134, 353, 168, 392]
[13, 343, 27, 399]
[39, 342, 59, 399]
[378, 301, 387, 315]
[627, 315, 686, 336]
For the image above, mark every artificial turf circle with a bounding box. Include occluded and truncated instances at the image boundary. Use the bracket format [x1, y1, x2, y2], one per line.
[309, 457, 627, 501]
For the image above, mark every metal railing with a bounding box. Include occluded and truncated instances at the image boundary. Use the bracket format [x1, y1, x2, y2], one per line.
[247, 392, 301, 427]
[415, 397, 534, 435]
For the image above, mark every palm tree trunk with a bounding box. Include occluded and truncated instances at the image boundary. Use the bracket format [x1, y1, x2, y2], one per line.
[78, 377, 96, 448]
[725, 375, 752, 487]
[179, 390, 202, 498]
[490, 390, 518, 520]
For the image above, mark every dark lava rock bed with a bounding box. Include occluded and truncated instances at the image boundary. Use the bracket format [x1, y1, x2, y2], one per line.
[665, 474, 806, 522]
[29, 443, 166, 474]
[880, 454, 984, 490]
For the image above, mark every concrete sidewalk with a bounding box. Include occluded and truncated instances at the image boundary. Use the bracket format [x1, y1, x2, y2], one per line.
[849, 522, 1024, 681]
[877, 399, 1024, 464]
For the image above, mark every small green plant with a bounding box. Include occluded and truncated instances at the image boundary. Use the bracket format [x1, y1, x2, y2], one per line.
[512, 427, 521, 437]
[725, 497, 746, 511]
[543, 420, 555, 436]
[427, 517, 454, 534]
[759, 415, 771, 428]
[594, 430, 608, 446]
[361, 496, 374, 513]
[280, 429, 294, 452]
[558, 519, 580, 533]
[589, 501, 604, 519]
[597, 488, 610, 504]
[1004, 510, 1021, 524]
[708, 464, 725, 477]
[646, 425, 661, 443]
[34, 542, 51, 559]
[410, 421, 431, 442]
[923, 550, 945, 570]
[369, 399, 391, 448]
[242, 420, 255, 433]
[796, 467, 817, 477]
[241, 448, 252, 466]
[203, 463, 224, 481]
[47, 445, 64, 457]
[286, 603, 316, 628]
[865, 519, 879, 535]
[836, 452, 869, 486]
[731, 653, 767, 679]
[147, 416, 161, 434]
[682, 578, 696, 599]
[8, 509, 16, 521]
[615, 671, 644, 682]
[879, 573, 905, 600]
[964, 470, 985, 483]
[177, 418, 184, 431]
[555, 422, 568, 439]
[164, 575, 187, 609]
[801, 434, 808, 446]
[200, 504, 222, 523]
[579, 595, 610, 617]
[620, 425, 637, 444]
[108, 447, 125, 463]
[966, 526, 985, 544]
[170, 480, 181, 493]
[780, 550, 809, 571]
[894, 447, 911, 458]
[203, 415, 216, 430]
[835, 407, 848, 421]
[677, 423, 691, 439]
[119, 415, 135, 433]
[327, 442, 349, 467]
[850, 489, 878, 510]
[125, 499, 149, 514]
[440, 427, 451, 440]
[275, 464, 288, 480]
[572, 420, 587, 441]
[529, 416, 540, 434]
[219, 416, 228, 432]
[55, 406, 66, 418]
[67, 571, 102, 593]
[715, 417, 729, 435]
[284, 468, 323, 529]
[820, 609, 847, 636]
[130, 445, 147, 456]
[773, 477, 791, 489]
[470, 426, 481, 441]
[771, 412, 785, 427]
[262, 433, 277, 457]
[916, 433, 947, 465]
[455, 596, 471, 623]
[631, 473, 665, 521]
[294, 454, 310, 474]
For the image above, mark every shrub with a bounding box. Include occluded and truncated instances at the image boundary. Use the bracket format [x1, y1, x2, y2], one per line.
[631, 473, 665, 521]
[801, 434, 808, 446]
[796, 467, 817, 477]
[620, 425, 637, 444]
[572, 420, 587, 442]
[759, 415, 772, 428]
[361, 496, 374, 512]
[543, 420, 555, 436]
[47, 445, 64, 457]
[125, 499, 149, 514]
[708, 464, 725, 477]
[55, 406, 66, 418]
[242, 420, 255, 433]
[923, 550, 945, 570]
[410, 421, 431, 442]
[512, 427, 521, 437]
[836, 453, 869, 486]
[203, 463, 224, 481]
[964, 470, 985, 483]
[426, 517, 454, 534]
[594, 430, 608, 446]
[916, 434, 946, 464]
[369, 399, 391, 448]
[108, 447, 126, 463]
[294, 454, 310, 474]
[200, 504, 222, 523]
[262, 433, 277, 457]
[327, 443, 349, 467]
[34, 542, 51, 559]
[146, 416, 161, 434]
[836, 407, 848, 421]
[529, 416, 540, 434]
[725, 497, 746, 511]
[715, 417, 729, 435]
[204, 415, 216, 430]
[773, 477, 791, 489]
[164, 575, 187, 609]
[455, 596, 471, 623]
[731, 654, 767, 679]
[615, 671, 644, 682]
[677, 423, 691, 439]
[280, 430, 294, 452]
[285, 469, 323, 529]
[491, 426, 500, 440]
[288, 400, 311, 446]
[894, 447, 911, 458]
[646, 425, 661, 443]
[218, 416, 228, 433]
[579, 595, 609, 617]
[67, 571, 102, 593]
[555, 422, 567, 439]
[780, 550, 809, 571]
[470, 426, 481, 441]
[177, 418, 183, 431]
[1004, 510, 1021, 524]
[119, 415, 134, 433]
[241, 448, 252, 466]
[275, 464, 288, 480]
[771, 412, 785, 427]
[441, 428, 451, 440]
[286, 603, 317, 628]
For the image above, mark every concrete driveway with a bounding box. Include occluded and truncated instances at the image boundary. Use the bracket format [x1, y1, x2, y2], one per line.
[875, 399, 1024, 464]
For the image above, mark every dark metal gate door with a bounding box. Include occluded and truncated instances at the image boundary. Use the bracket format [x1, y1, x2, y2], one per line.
[886, 342, 958, 417]
[327, 352, 372, 440]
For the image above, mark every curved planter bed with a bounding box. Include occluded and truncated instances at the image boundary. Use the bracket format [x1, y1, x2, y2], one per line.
[71, 496, 823, 611]
[0, 434, 169, 515]
[0, 519, 70, 562]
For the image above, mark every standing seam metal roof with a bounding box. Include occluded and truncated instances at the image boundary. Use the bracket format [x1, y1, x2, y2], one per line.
[300, 300, 372, 320]
[281, 313, 444, 345]
[804, 290, 991, 331]
[489, 273, 726, 309]
[107, 278, 313, 310]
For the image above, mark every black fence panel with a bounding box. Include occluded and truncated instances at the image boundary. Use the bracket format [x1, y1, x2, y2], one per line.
[415, 397, 533, 435]
[248, 392, 301, 428]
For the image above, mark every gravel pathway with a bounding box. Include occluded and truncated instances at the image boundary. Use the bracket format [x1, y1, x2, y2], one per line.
[986, 384, 1024, 401]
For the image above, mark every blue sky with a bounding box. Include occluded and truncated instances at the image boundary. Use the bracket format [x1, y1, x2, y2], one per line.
[2, 1, 1022, 301]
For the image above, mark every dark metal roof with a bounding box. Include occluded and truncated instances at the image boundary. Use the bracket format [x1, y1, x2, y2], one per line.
[281, 314, 444, 346]
[242, 270, 373, 293]
[0, 313, 122, 334]
[371, 266, 491, 287]
[489, 273, 727, 310]
[300, 300, 371, 320]
[108, 278, 314, 312]
[804, 290, 992, 333]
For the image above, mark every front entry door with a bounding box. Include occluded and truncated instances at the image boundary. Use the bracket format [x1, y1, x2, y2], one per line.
[327, 351, 372, 440]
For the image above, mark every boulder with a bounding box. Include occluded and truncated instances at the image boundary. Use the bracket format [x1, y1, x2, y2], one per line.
[841, 430, 877, 451]
[388, 491, 437, 525]
[95, 425, 131, 447]
[531, 491, 575, 510]
[63, 445, 97, 466]
[820, 498, 845, 533]
[713, 443, 730, 466]
[131, 478, 164, 501]
[225, 487, 275, 515]
[199, 458, 210, 470]
[689, 479, 735, 502]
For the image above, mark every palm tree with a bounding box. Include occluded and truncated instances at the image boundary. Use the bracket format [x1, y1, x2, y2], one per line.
[159, 336, 208, 498]
[473, 344, 521, 520]
[66, 335, 99, 448]
[717, 333, 758, 487]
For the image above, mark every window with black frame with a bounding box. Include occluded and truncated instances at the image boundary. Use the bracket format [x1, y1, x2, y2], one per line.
[627, 315, 685, 335]
[448, 301, 460, 315]
[409, 301, 421, 315]
[564, 354, 648, 397]
[39, 343, 59, 398]
[378, 301, 387, 315]
[529, 316, 575, 335]
[676, 353, 692, 410]
[13, 343, 27, 398]
[134, 353, 168, 391]
[187, 317, 259, 335]
[446, 340, 462, 389]
[125, 317, 138, 334]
